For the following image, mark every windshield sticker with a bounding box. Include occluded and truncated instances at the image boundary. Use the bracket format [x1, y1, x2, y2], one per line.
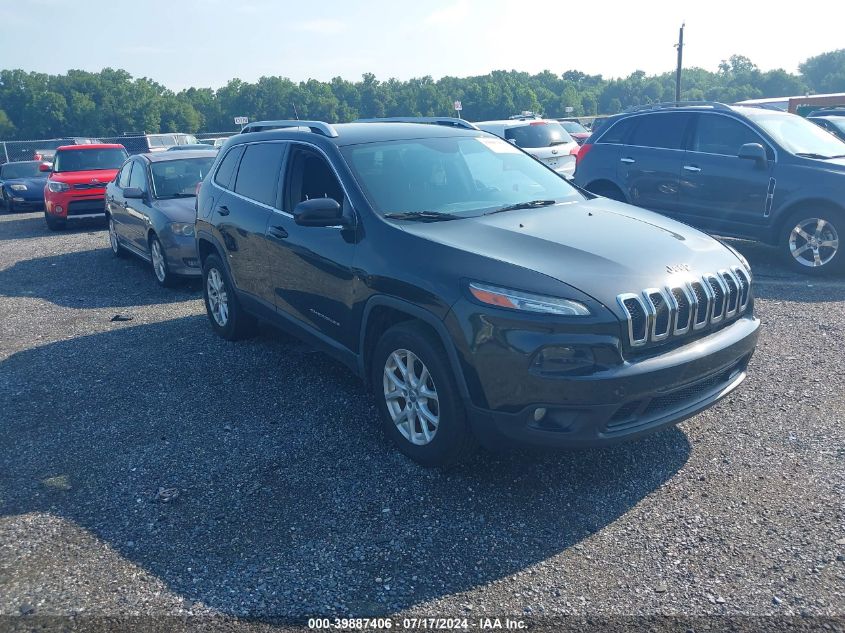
[478, 138, 521, 154]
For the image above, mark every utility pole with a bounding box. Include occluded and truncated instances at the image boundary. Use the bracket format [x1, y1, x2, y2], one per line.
[674, 22, 685, 103]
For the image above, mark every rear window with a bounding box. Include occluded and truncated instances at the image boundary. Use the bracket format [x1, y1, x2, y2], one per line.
[233, 142, 284, 206]
[151, 157, 216, 198]
[52, 148, 128, 173]
[627, 113, 692, 150]
[560, 120, 588, 134]
[504, 121, 573, 148]
[148, 135, 178, 148]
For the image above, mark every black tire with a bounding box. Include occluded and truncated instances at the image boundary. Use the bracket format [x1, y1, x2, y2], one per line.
[108, 215, 127, 258]
[778, 205, 845, 276]
[6, 199, 15, 213]
[44, 212, 65, 231]
[0, 191, 6, 212]
[371, 322, 476, 467]
[587, 182, 626, 202]
[201, 254, 257, 341]
[149, 233, 177, 288]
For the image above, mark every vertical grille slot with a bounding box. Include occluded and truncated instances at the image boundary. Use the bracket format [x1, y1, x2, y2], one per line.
[645, 290, 672, 340]
[721, 270, 739, 317]
[619, 294, 648, 346]
[670, 286, 691, 334]
[733, 267, 751, 310]
[705, 274, 726, 323]
[690, 281, 710, 329]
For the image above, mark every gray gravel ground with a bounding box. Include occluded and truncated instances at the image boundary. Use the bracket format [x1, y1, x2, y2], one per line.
[0, 211, 843, 631]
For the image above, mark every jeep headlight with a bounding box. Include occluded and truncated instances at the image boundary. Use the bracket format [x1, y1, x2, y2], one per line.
[169, 222, 195, 237]
[468, 281, 590, 316]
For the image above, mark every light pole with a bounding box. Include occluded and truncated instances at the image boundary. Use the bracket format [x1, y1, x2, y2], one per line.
[675, 22, 685, 103]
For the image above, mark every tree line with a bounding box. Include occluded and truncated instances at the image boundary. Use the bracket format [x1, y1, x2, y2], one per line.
[0, 49, 843, 140]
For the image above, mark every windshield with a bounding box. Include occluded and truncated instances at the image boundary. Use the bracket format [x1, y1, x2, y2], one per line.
[150, 157, 215, 198]
[504, 121, 574, 148]
[820, 117, 845, 134]
[53, 148, 128, 173]
[1, 162, 42, 179]
[560, 120, 588, 134]
[341, 135, 582, 218]
[745, 111, 845, 157]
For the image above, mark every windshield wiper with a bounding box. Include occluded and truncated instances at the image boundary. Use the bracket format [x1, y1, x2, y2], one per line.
[484, 199, 557, 215]
[795, 152, 833, 159]
[383, 211, 461, 222]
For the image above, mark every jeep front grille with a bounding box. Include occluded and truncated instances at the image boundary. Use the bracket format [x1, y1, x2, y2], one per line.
[618, 267, 750, 348]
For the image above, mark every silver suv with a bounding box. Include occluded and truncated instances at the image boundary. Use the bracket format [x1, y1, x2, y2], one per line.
[474, 116, 579, 178]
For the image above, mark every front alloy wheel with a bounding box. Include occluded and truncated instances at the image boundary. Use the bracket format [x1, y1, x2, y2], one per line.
[206, 267, 229, 327]
[788, 217, 839, 268]
[383, 349, 440, 445]
[149, 235, 175, 287]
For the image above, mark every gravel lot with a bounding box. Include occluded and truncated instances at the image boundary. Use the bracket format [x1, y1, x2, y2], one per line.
[0, 211, 843, 631]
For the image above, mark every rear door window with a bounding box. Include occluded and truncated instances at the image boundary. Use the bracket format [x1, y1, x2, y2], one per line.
[627, 113, 692, 149]
[233, 142, 285, 206]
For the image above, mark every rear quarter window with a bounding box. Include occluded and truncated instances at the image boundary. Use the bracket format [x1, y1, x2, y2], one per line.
[233, 143, 285, 206]
[214, 145, 244, 189]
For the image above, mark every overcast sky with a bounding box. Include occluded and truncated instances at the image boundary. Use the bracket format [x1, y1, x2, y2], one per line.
[1, 0, 841, 90]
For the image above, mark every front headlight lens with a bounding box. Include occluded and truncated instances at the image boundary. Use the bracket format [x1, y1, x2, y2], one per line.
[468, 282, 591, 316]
[169, 222, 195, 236]
[47, 181, 70, 193]
[9, 184, 27, 191]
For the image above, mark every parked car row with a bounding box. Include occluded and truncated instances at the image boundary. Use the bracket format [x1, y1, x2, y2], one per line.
[8, 109, 844, 466]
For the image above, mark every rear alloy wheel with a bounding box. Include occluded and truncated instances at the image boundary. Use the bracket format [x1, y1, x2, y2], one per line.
[372, 322, 476, 467]
[780, 207, 843, 275]
[149, 234, 176, 287]
[201, 254, 257, 341]
[108, 216, 126, 257]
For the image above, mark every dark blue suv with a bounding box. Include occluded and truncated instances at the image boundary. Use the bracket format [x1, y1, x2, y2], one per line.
[574, 102, 845, 275]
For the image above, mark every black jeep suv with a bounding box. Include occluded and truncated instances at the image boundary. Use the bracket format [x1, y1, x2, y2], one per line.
[574, 102, 845, 275]
[195, 119, 760, 466]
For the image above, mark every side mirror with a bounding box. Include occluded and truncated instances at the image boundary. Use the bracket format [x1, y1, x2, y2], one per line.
[123, 187, 144, 199]
[738, 143, 767, 163]
[39, 162, 52, 172]
[293, 197, 346, 227]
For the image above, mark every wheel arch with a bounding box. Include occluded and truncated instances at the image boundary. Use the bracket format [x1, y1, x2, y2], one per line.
[585, 178, 627, 202]
[359, 296, 471, 402]
[772, 197, 845, 240]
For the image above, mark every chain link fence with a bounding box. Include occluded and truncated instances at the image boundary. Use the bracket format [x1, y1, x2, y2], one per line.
[0, 131, 238, 166]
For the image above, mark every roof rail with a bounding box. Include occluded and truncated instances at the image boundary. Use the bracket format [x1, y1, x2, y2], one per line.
[624, 101, 732, 113]
[355, 117, 480, 130]
[239, 120, 339, 138]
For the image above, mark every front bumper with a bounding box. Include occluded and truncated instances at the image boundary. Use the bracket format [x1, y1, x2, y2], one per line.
[160, 231, 202, 277]
[45, 189, 106, 219]
[457, 312, 760, 448]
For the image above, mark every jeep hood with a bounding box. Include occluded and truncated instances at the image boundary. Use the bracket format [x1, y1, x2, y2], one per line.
[397, 199, 746, 310]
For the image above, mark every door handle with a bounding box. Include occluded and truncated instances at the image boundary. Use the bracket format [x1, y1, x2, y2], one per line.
[620, 157, 635, 164]
[683, 165, 701, 173]
[267, 225, 288, 239]
[217, 205, 230, 216]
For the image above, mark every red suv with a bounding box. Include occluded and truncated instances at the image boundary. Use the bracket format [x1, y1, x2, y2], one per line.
[43, 144, 127, 230]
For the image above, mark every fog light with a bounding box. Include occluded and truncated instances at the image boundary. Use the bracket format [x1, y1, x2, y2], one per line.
[55, 205, 63, 215]
[531, 345, 596, 376]
[533, 407, 547, 422]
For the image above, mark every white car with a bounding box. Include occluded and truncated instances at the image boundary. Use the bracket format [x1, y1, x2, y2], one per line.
[474, 117, 579, 178]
